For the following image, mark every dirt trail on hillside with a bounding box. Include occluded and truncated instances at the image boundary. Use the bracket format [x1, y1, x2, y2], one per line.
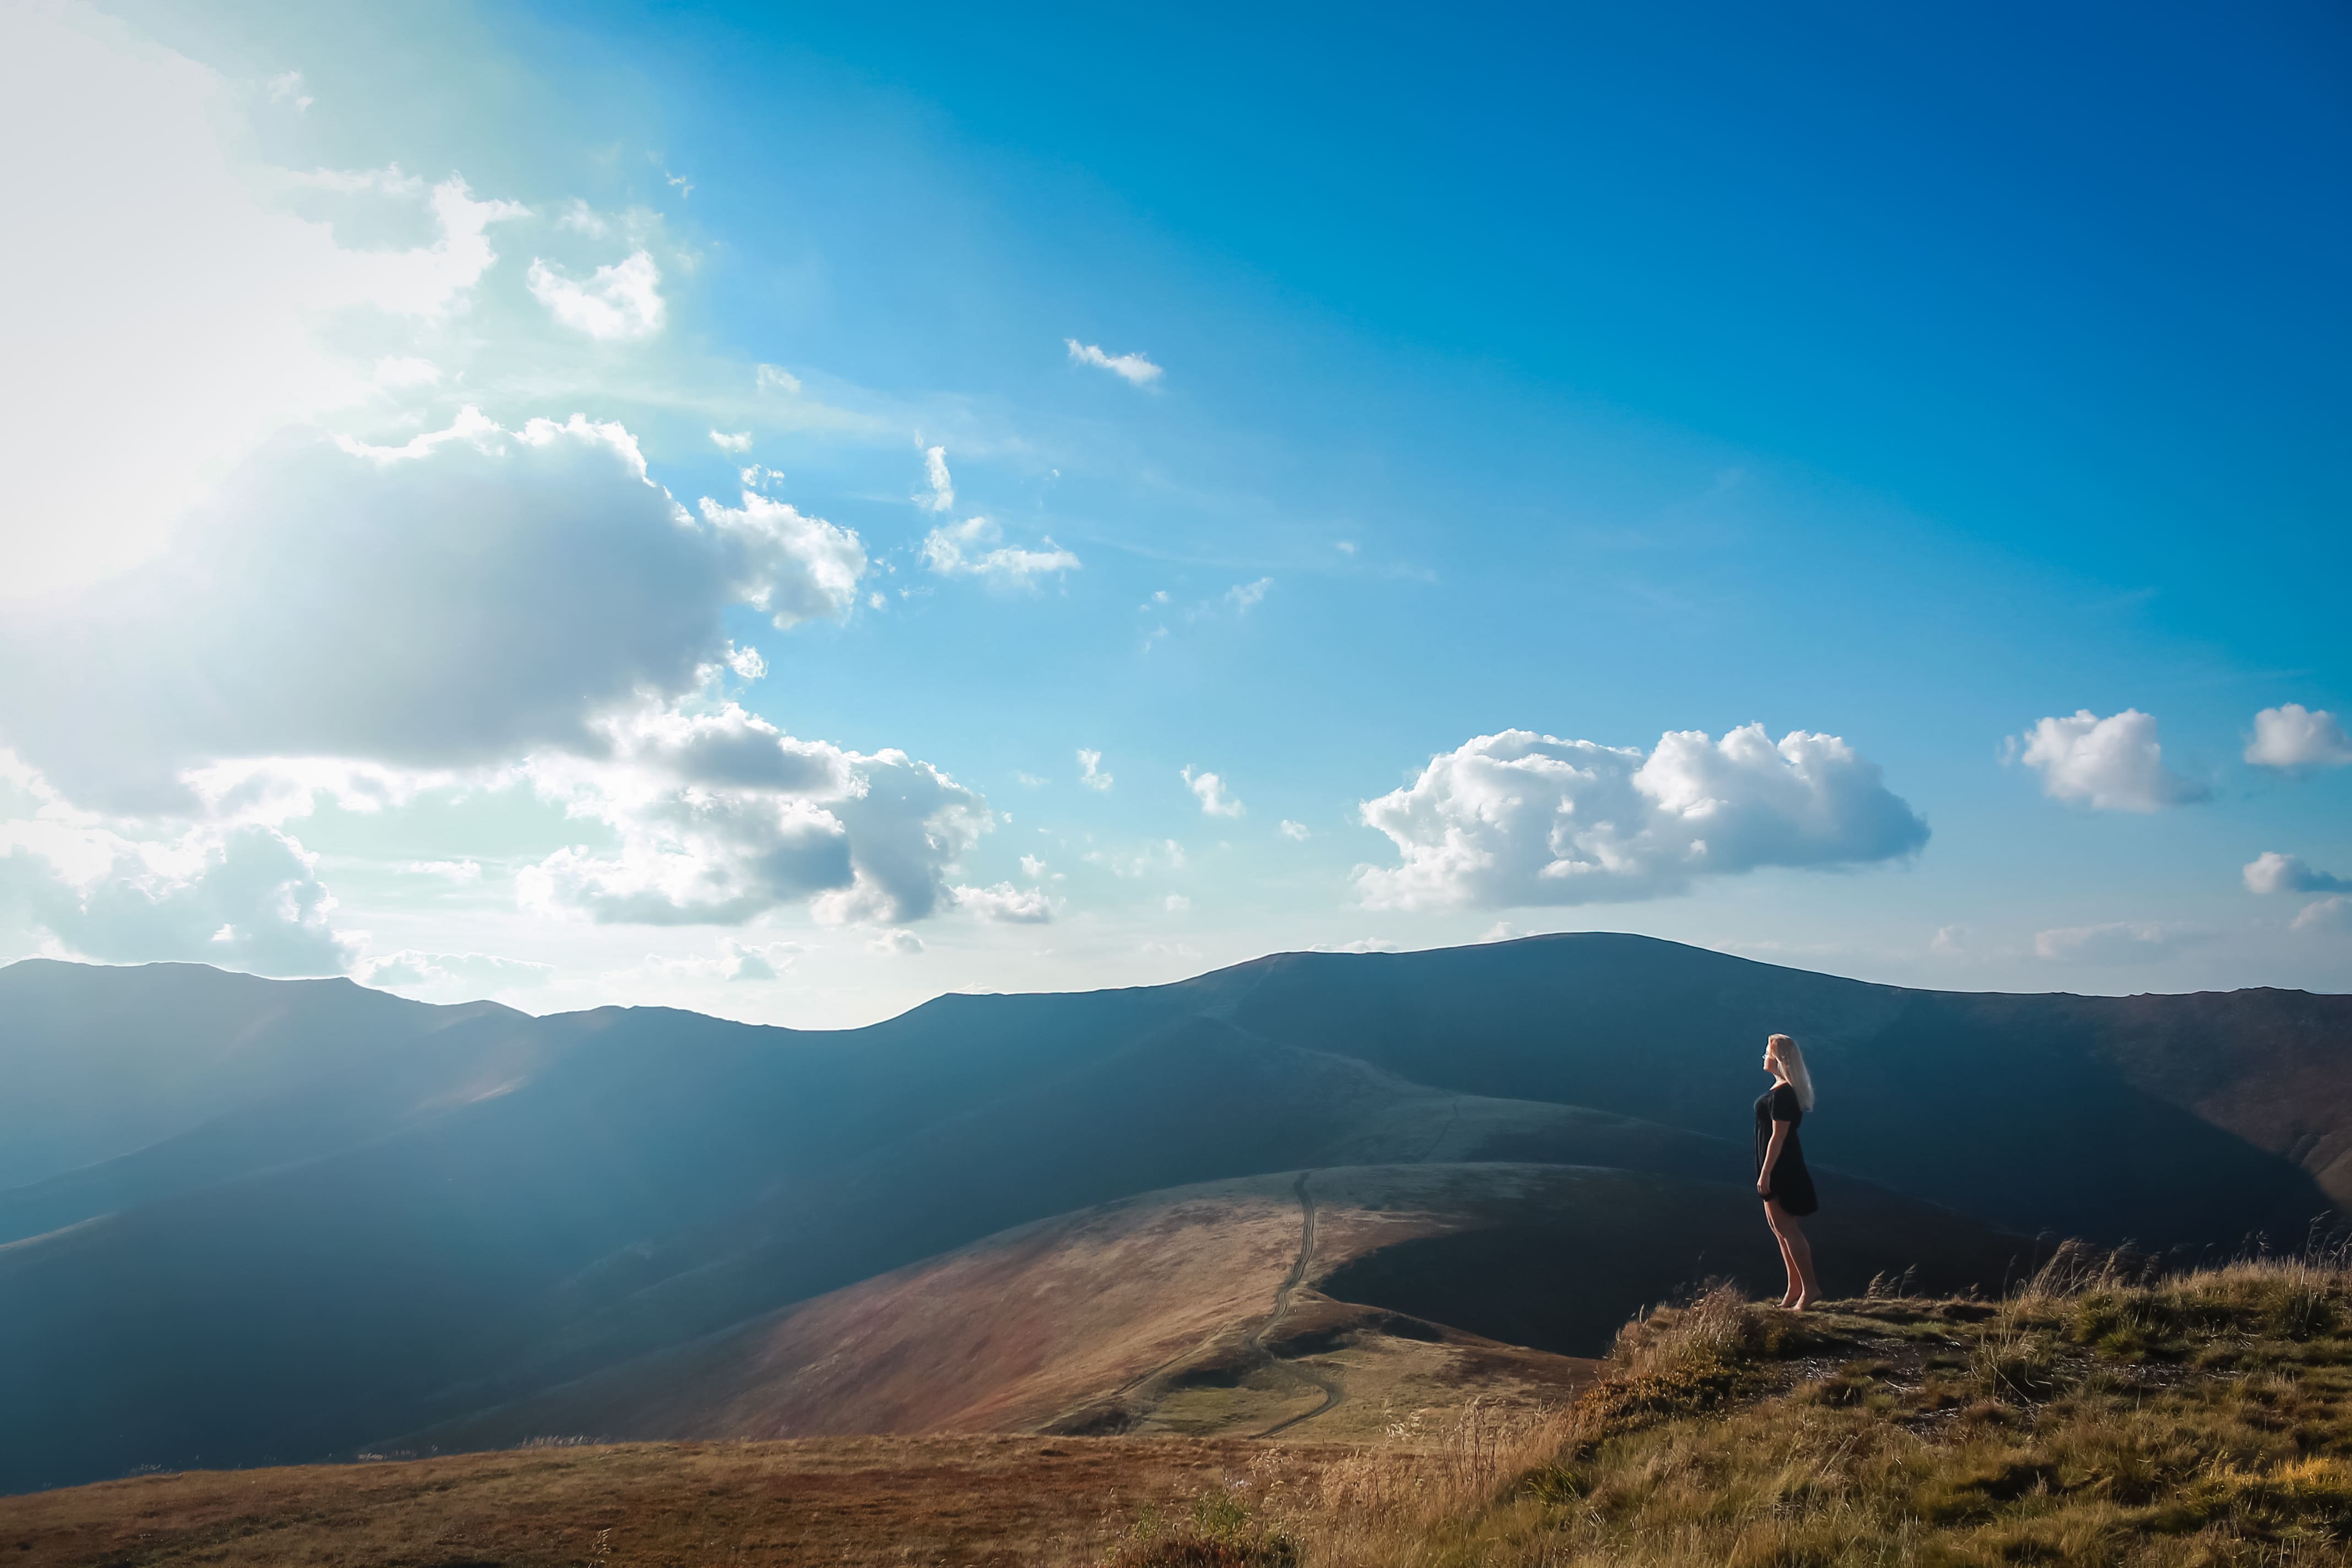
[1251, 1170, 1344, 1436]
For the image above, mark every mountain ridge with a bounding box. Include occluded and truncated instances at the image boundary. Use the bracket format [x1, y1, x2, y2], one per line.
[0, 932, 2343, 1492]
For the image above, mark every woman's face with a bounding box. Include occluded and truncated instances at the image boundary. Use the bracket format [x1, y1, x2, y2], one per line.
[1762, 1043, 1781, 1079]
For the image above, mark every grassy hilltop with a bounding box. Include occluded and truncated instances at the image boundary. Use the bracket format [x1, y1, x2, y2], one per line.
[12, 1246, 2352, 1567]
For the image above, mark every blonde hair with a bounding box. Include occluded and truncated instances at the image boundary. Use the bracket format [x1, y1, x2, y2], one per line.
[1768, 1033, 1816, 1112]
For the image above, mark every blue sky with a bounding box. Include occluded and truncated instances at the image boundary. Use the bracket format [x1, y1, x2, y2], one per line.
[1, 0, 2345, 1022]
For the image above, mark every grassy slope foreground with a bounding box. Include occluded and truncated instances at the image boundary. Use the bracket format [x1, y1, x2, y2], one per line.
[15, 1251, 2352, 1566]
[1248, 1249, 2352, 1568]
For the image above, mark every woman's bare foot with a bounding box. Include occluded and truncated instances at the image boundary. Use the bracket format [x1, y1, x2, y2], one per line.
[1791, 1295, 1815, 1311]
[1778, 1293, 1800, 1309]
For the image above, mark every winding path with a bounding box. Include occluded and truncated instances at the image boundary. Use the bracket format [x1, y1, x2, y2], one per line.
[1250, 1170, 1344, 1437]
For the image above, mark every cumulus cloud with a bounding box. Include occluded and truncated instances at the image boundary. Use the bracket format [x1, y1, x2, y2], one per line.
[1078, 749, 1113, 791]
[954, 881, 1057, 923]
[868, 928, 924, 956]
[4, 9, 534, 600]
[1355, 725, 1929, 910]
[1064, 339, 1163, 386]
[2015, 709, 2207, 812]
[404, 859, 482, 883]
[918, 446, 954, 513]
[2246, 705, 2352, 770]
[1164, 894, 1191, 912]
[921, 516, 1081, 585]
[725, 643, 767, 680]
[2244, 853, 2352, 896]
[519, 696, 990, 928]
[2032, 922, 2210, 965]
[2293, 897, 2352, 933]
[0, 410, 867, 807]
[1226, 578, 1272, 613]
[1280, 820, 1310, 841]
[0, 815, 355, 976]
[699, 489, 868, 628]
[1182, 766, 1246, 818]
[527, 249, 666, 339]
[710, 430, 753, 453]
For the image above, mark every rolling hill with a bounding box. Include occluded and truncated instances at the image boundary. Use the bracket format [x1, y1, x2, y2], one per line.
[398, 1161, 2023, 1457]
[0, 934, 2342, 1492]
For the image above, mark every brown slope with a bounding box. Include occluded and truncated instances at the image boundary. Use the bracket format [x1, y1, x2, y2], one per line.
[0, 1435, 1294, 1568]
[403, 1161, 2023, 1456]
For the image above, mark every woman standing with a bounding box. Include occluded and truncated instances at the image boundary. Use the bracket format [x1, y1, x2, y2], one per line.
[1755, 1033, 1821, 1310]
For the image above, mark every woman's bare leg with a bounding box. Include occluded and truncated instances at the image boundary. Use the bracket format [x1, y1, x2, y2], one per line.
[1782, 1215, 1820, 1309]
[1764, 1201, 1801, 1306]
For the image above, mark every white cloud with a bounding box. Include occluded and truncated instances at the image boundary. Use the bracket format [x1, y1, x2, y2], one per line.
[0, 411, 865, 807]
[2015, 709, 2207, 812]
[868, 928, 924, 956]
[1019, 854, 1050, 879]
[920, 516, 1080, 585]
[1226, 578, 1272, 613]
[1077, 749, 1113, 792]
[725, 643, 767, 680]
[955, 881, 1057, 923]
[1279, 820, 1310, 841]
[518, 695, 989, 928]
[2293, 897, 2352, 933]
[181, 757, 462, 827]
[699, 489, 868, 629]
[2032, 922, 2210, 965]
[711, 430, 753, 453]
[0, 813, 355, 977]
[918, 446, 954, 513]
[1164, 894, 1191, 912]
[643, 937, 800, 983]
[755, 363, 801, 395]
[527, 249, 666, 340]
[1930, 924, 1970, 955]
[1356, 725, 1929, 910]
[404, 859, 482, 883]
[1064, 339, 1163, 386]
[2, 8, 531, 601]
[361, 949, 554, 990]
[282, 166, 531, 317]
[2244, 852, 2351, 896]
[1182, 765, 1246, 818]
[2246, 705, 2352, 770]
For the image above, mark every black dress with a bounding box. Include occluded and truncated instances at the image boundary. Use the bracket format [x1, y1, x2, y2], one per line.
[1754, 1081, 1819, 1216]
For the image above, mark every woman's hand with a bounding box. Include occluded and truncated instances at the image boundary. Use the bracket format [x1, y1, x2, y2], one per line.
[1756, 1178, 1771, 1197]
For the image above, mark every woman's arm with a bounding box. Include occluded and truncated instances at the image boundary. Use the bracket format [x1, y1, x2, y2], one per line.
[1757, 1120, 1791, 1196]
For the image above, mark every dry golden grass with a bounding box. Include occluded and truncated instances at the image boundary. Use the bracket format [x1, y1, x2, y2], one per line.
[1, 1434, 1330, 1567]
[18, 1245, 2352, 1567]
[1118, 1244, 2352, 1568]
